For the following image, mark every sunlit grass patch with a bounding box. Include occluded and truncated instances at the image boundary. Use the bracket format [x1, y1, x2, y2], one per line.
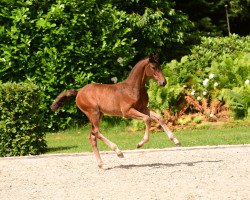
[45, 120, 250, 154]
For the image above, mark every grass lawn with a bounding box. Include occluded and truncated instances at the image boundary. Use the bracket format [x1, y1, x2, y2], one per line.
[45, 120, 250, 154]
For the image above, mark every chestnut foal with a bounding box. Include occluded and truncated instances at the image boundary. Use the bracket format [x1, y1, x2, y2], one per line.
[51, 54, 181, 169]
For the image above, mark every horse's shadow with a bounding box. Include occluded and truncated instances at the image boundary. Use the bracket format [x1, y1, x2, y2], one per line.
[113, 160, 222, 170]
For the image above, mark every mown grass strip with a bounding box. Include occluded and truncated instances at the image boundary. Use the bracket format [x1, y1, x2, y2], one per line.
[45, 120, 250, 154]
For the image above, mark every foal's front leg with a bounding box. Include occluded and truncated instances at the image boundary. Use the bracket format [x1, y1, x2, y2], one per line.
[137, 116, 151, 148]
[150, 111, 181, 147]
[124, 108, 151, 148]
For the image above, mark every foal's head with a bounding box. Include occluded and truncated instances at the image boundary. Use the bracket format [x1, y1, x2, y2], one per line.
[145, 54, 166, 86]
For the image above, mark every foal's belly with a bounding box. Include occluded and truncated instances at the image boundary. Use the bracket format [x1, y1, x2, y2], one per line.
[98, 99, 123, 117]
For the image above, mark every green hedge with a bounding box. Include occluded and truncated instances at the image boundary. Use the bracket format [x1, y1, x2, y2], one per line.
[0, 82, 46, 156]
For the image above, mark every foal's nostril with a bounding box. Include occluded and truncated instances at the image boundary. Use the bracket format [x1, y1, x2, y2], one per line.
[158, 80, 166, 86]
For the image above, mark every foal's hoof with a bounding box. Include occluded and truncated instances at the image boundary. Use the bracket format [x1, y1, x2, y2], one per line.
[117, 151, 124, 158]
[136, 143, 142, 148]
[98, 164, 110, 170]
[175, 142, 182, 147]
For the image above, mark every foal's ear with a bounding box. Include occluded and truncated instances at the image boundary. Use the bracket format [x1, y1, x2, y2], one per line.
[149, 53, 159, 62]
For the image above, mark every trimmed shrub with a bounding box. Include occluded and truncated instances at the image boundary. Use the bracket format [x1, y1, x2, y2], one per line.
[0, 82, 46, 156]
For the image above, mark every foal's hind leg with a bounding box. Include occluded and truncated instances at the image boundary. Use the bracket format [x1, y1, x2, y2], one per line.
[88, 132, 106, 169]
[88, 112, 124, 169]
[150, 111, 181, 147]
[93, 127, 124, 158]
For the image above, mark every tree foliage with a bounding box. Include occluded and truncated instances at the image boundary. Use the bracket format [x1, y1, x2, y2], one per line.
[0, 0, 193, 130]
[173, 0, 250, 36]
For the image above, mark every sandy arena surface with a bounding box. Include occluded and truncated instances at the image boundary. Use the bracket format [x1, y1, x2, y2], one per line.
[0, 145, 250, 200]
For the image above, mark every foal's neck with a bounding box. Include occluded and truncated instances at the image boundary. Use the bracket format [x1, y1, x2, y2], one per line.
[124, 59, 148, 90]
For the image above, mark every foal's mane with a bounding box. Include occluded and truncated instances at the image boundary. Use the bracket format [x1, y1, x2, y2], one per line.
[126, 57, 149, 78]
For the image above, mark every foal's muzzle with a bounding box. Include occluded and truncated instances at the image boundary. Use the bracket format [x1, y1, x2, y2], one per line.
[158, 80, 166, 86]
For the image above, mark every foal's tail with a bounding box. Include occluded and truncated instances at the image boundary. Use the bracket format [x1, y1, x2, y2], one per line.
[50, 89, 78, 111]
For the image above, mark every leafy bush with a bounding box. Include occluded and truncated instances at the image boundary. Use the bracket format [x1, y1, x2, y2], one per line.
[0, 0, 193, 130]
[148, 35, 250, 118]
[219, 85, 250, 119]
[0, 82, 46, 156]
[148, 80, 183, 114]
